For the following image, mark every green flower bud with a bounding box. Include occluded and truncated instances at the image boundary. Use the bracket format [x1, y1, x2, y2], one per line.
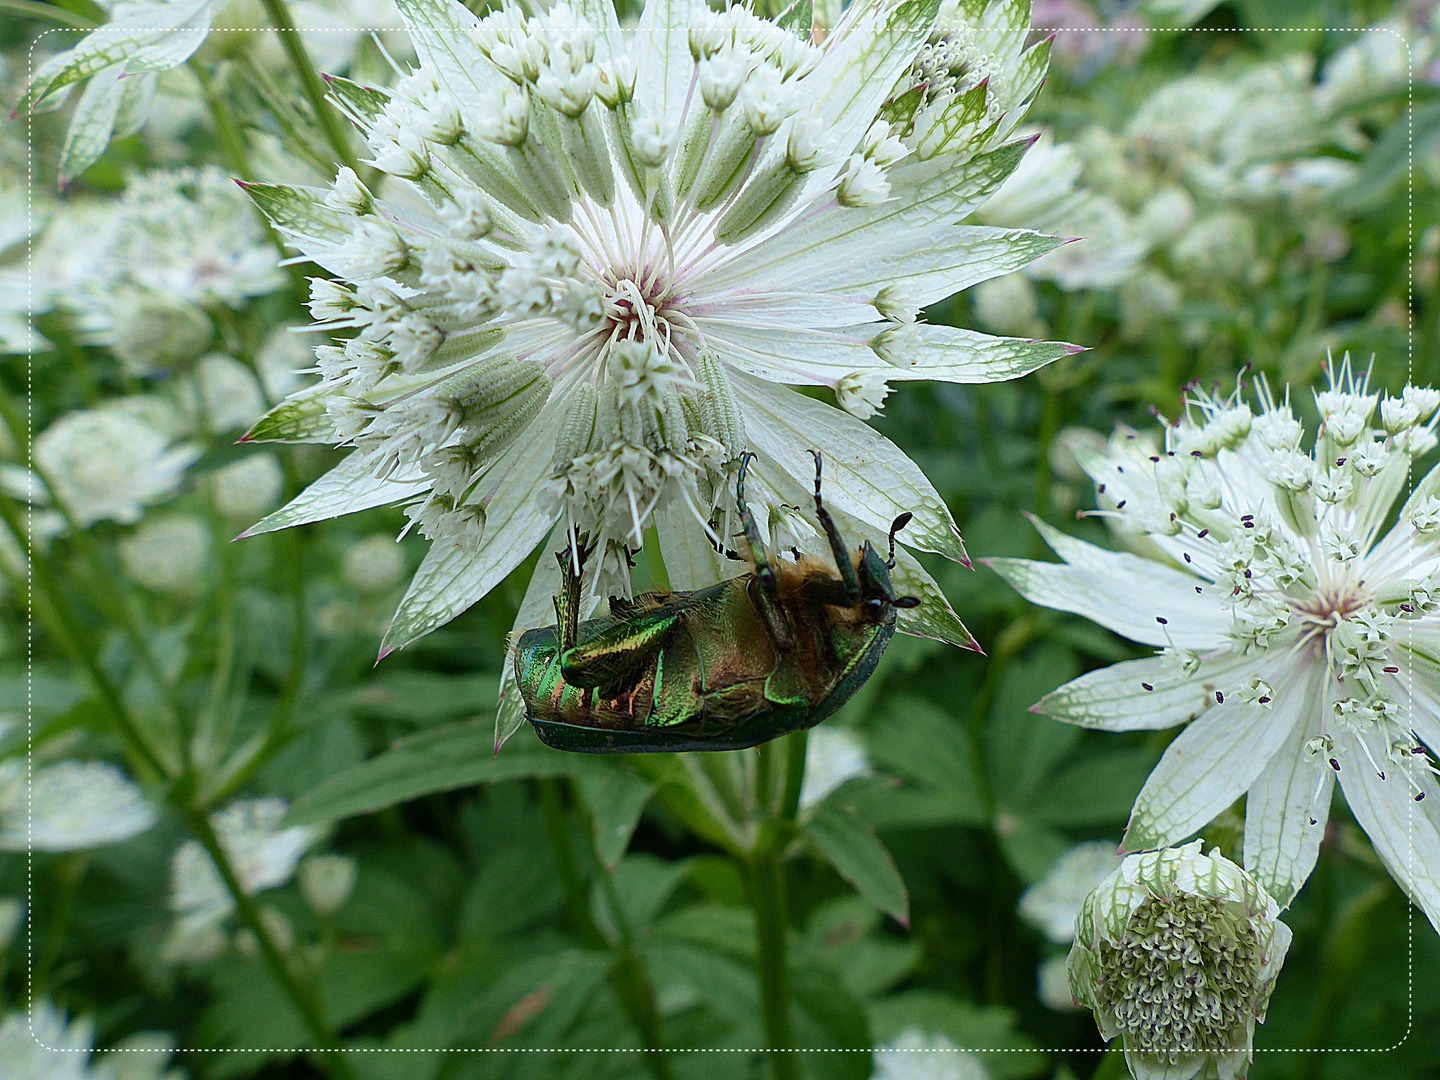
[1067, 841, 1291, 1080]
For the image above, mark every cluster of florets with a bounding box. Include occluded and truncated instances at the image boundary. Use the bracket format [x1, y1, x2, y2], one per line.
[68, 168, 283, 374]
[1078, 360, 1440, 803]
[1068, 842, 1291, 1080]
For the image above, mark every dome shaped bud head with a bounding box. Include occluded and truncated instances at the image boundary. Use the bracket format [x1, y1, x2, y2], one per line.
[34, 409, 198, 527]
[837, 371, 892, 419]
[344, 534, 407, 593]
[475, 84, 531, 146]
[298, 854, 358, 916]
[1067, 841, 1291, 1080]
[119, 514, 209, 594]
[595, 55, 637, 108]
[741, 66, 795, 135]
[109, 293, 214, 376]
[629, 112, 674, 168]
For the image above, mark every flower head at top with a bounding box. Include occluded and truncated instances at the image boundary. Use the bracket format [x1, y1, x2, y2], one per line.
[988, 358, 1440, 932]
[1067, 841, 1291, 1080]
[240, 0, 1077, 729]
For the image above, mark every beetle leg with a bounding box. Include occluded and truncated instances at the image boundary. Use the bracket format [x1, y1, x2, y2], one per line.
[809, 450, 861, 603]
[736, 452, 779, 595]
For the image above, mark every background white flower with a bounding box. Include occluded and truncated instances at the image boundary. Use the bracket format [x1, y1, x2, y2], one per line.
[989, 362, 1440, 932]
[119, 514, 210, 594]
[1017, 840, 1122, 943]
[240, 0, 1075, 741]
[799, 726, 873, 809]
[33, 408, 200, 527]
[0, 759, 157, 851]
[872, 1027, 989, 1080]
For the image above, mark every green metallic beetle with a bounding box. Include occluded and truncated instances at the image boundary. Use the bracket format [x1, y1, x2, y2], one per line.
[514, 450, 920, 753]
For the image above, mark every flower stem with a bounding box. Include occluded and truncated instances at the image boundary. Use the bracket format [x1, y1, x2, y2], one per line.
[747, 739, 798, 1080]
[748, 817, 798, 1080]
[29, 853, 88, 1004]
[182, 806, 360, 1080]
[257, 0, 363, 177]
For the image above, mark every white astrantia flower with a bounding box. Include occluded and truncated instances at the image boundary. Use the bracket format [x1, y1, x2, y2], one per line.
[1017, 840, 1123, 943]
[1067, 841, 1291, 1080]
[242, 0, 1075, 738]
[0, 759, 157, 851]
[119, 514, 210, 594]
[211, 454, 285, 520]
[343, 533, 407, 593]
[1035, 953, 1079, 1012]
[987, 359, 1440, 932]
[0, 1000, 99, 1080]
[872, 1028, 989, 1080]
[32, 408, 200, 527]
[169, 797, 319, 924]
[298, 853, 359, 915]
[799, 726, 872, 809]
[66, 168, 283, 374]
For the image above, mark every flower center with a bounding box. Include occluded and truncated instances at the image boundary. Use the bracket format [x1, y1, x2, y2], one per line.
[603, 274, 680, 350]
[1292, 581, 1371, 635]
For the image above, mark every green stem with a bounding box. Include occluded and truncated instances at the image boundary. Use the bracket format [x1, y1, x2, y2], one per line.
[257, 0, 363, 176]
[0, 0, 94, 27]
[748, 819, 798, 1080]
[29, 853, 88, 1003]
[0, 491, 170, 779]
[183, 807, 359, 1080]
[537, 778, 603, 947]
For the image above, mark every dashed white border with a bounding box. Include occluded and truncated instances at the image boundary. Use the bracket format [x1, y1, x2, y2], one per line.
[19, 10, 1416, 1065]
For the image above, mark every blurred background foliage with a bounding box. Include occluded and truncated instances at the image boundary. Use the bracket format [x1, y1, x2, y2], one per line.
[1, 0, 1438, 1078]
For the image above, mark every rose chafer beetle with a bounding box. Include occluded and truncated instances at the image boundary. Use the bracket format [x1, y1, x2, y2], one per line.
[514, 450, 920, 753]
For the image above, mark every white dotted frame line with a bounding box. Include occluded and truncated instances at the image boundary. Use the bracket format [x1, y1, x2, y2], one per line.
[21, 15, 1420, 1062]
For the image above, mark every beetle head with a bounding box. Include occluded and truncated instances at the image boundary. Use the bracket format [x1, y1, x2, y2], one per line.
[856, 515, 921, 623]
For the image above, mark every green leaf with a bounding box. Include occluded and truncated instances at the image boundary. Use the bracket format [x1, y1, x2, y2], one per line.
[775, 0, 812, 32]
[805, 802, 910, 925]
[1028, 749, 1156, 826]
[58, 68, 126, 187]
[351, 671, 500, 725]
[985, 641, 1081, 803]
[993, 813, 1072, 885]
[861, 695, 987, 824]
[283, 721, 605, 827]
[579, 769, 655, 871]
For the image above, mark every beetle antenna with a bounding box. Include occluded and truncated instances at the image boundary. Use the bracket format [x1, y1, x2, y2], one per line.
[887, 512, 913, 568]
[736, 451, 756, 512]
[809, 450, 861, 602]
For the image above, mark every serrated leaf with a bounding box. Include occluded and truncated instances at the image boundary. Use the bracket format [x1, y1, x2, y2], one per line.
[283, 720, 605, 827]
[805, 802, 909, 924]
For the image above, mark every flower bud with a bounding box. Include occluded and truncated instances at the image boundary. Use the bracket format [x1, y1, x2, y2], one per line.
[299, 854, 359, 916]
[1067, 841, 1291, 1080]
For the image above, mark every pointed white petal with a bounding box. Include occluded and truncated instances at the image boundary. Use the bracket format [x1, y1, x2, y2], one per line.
[654, 505, 733, 592]
[380, 403, 561, 654]
[394, 0, 501, 104]
[888, 324, 1078, 384]
[986, 520, 1229, 649]
[1244, 668, 1333, 908]
[1037, 651, 1263, 731]
[732, 374, 966, 562]
[1336, 729, 1440, 936]
[240, 452, 425, 537]
[1122, 662, 1310, 852]
[706, 140, 1030, 296]
[695, 320, 877, 383]
[634, 0, 704, 136]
